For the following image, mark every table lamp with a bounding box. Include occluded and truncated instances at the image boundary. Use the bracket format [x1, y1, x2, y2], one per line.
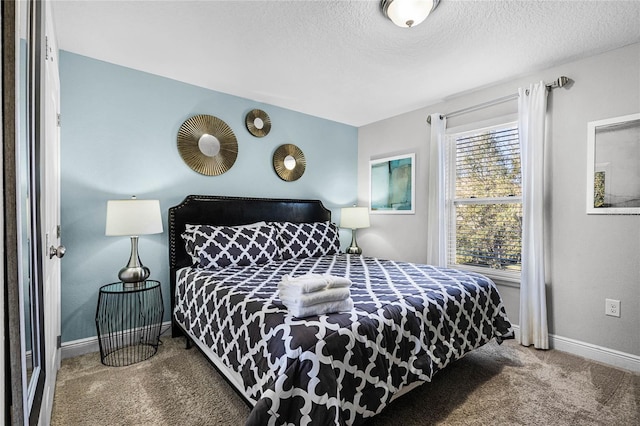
[340, 206, 370, 255]
[105, 197, 163, 286]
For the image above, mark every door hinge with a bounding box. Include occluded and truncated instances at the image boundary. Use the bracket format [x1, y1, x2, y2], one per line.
[45, 36, 54, 62]
[57, 113, 61, 127]
[57, 335, 62, 349]
[46, 36, 52, 61]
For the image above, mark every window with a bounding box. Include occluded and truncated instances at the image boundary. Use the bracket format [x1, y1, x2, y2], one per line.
[446, 122, 522, 282]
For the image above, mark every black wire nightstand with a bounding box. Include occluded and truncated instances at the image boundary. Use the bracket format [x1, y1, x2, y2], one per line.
[95, 280, 164, 366]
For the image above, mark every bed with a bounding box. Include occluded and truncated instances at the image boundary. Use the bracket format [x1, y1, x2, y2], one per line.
[169, 195, 513, 425]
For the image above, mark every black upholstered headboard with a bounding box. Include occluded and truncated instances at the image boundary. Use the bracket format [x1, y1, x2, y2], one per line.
[168, 195, 332, 336]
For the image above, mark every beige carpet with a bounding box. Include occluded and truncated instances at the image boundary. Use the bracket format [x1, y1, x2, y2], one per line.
[51, 336, 639, 425]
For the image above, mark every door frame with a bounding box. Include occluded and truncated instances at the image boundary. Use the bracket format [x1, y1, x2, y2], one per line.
[2, 3, 11, 423]
[3, 0, 49, 424]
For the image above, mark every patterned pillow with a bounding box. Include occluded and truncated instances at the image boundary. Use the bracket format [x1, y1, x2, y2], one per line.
[272, 221, 340, 260]
[181, 224, 280, 269]
[182, 222, 270, 264]
[182, 224, 201, 264]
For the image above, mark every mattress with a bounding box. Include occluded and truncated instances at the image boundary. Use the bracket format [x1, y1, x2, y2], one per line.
[173, 253, 513, 425]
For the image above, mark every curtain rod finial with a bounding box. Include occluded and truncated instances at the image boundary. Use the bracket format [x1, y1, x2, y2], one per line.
[554, 76, 570, 88]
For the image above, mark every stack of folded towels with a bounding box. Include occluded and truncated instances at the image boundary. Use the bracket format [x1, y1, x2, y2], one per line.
[278, 273, 353, 318]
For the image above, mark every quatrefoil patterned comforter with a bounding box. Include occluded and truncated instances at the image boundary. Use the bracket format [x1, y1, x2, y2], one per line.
[173, 254, 513, 425]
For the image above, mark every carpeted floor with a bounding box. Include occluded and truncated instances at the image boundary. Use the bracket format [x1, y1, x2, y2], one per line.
[51, 335, 639, 425]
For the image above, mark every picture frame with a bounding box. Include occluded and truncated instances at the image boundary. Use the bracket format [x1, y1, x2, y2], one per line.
[586, 113, 640, 215]
[369, 153, 415, 214]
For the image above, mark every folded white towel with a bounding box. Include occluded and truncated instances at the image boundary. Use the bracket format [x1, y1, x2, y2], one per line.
[279, 273, 352, 294]
[287, 298, 354, 318]
[280, 287, 351, 308]
[283, 273, 324, 282]
[278, 274, 328, 294]
[324, 274, 352, 289]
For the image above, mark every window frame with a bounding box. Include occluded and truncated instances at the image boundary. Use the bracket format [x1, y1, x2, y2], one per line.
[445, 115, 522, 286]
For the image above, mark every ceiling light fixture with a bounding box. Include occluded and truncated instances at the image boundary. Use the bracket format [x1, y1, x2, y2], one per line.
[381, 0, 440, 28]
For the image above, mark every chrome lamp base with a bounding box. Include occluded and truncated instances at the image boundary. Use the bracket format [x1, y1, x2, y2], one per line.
[345, 229, 363, 255]
[118, 236, 151, 287]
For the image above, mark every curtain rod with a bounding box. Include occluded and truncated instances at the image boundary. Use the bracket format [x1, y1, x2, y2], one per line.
[426, 76, 570, 124]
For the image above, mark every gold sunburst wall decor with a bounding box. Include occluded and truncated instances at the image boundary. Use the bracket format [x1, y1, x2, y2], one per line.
[273, 144, 306, 182]
[245, 109, 271, 137]
[177, 114, 238, 176]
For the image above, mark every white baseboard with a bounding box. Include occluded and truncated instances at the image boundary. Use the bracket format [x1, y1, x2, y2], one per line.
[60, 322, 639, 373]
[510, 325, 640, 373]
[61, 322, 172, 360]
[550, 333, 640, 373]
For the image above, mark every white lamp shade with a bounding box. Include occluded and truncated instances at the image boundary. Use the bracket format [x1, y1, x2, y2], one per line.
[385, 0, 436, 28]
[105, 199, 163, 236]
[340, 207, 370, 229]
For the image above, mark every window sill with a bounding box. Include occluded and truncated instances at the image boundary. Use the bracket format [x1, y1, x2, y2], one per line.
[451, 264, 521, 288]
[490, 276, 521, 288]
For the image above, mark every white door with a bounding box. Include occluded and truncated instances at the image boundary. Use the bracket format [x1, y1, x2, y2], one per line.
[38, 2, 62, 422]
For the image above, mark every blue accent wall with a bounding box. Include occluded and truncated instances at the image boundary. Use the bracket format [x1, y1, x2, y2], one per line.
[59, 51, 358, 342]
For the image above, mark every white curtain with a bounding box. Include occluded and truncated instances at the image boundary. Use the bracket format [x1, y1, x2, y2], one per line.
[518, 82, 549, 349]
[427, 113, 447, 266]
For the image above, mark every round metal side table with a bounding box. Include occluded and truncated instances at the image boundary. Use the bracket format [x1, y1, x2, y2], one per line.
[95, 280, 164, 366]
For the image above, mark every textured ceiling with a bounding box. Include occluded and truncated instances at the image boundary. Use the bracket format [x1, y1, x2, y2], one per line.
[51, 0, 640, 126]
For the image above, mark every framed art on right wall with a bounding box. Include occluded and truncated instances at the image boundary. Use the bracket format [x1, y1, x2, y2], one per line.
[586, 113, 640, 214]
[369, 153, 415, 214]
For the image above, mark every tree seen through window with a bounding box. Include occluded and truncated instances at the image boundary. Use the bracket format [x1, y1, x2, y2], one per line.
[451, 125, 522, 271]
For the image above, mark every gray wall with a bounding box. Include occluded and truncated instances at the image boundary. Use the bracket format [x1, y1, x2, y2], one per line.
[357, 43, 640, 356]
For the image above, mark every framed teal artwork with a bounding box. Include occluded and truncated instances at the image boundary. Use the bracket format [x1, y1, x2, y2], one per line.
[369, 153, 415, 214]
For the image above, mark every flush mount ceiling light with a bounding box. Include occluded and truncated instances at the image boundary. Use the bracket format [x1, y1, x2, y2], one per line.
[381, 0, 440, 28]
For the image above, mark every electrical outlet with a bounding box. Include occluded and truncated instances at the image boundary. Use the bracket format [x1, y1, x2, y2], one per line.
[605, 299, 621, 317]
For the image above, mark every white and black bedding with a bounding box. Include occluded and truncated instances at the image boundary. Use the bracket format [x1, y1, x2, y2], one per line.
[169, 196, 513, 426]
